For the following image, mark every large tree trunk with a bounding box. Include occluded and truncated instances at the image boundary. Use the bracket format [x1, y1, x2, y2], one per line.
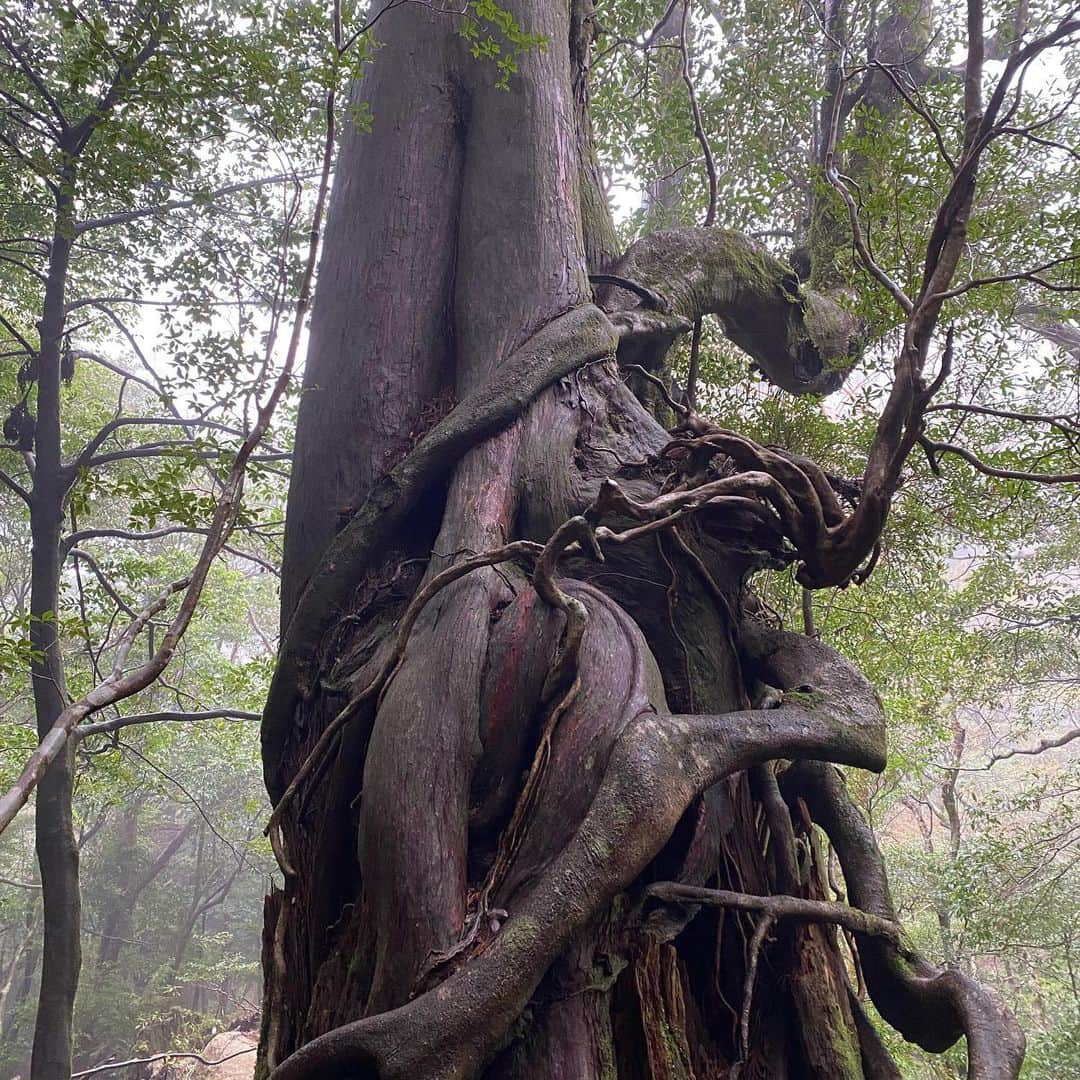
[258, 4, 1022, 1078]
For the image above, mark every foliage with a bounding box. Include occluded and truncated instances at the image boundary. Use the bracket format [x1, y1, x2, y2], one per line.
[0, 0, 1077, 1073]
[587, 0, 1079, 1072]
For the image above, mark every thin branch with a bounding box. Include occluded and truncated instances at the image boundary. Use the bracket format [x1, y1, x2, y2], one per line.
[81, 444, 289, 470]
[0, 466, 31, 505]
[65, 295, 249, 312]
[117, 740, 259, 874]
[678, 0, 717, 226]
[823, 76, 914, 314]
[0, 309, 36, 355]
[620, 363, 690, 418]
[919, 435, 1080, 483]
[924, 400, 1079, 434]
[0, 128, 58, 192]
[645, 882, 903, 942]
[869, 59, 956, 171]
[0, 250, 49, 284]
[68, 549, 140, 619]
[937, 728, 1080, 770]
[70, 1046, 255, 1078]
[63, 524, 281, 575]
[0, 24, 68, 130]
[75, 172, 316, 234]
[69, 349, 166, 398]
[74, 708, 261, 741]
[0, 82, 59, 134]
[62, 523, 274, 556]
[67, 414, 279, 476]
[0, 876, 39, 889]
[929, 254, 1080, 302]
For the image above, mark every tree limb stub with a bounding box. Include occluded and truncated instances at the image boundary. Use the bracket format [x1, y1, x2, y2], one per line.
[268, 619, 886, 1080]
[602, 227, 862, 395]
[780, 761, 1025, 1080]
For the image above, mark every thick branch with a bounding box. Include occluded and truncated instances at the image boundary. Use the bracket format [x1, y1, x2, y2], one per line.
[604, 227, 862, 395]
[780, 760, 1025, 1080]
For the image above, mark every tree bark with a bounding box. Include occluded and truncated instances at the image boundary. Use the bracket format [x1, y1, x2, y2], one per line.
[30, 190, 80, 1080]
[259, 4, 1022, 1078]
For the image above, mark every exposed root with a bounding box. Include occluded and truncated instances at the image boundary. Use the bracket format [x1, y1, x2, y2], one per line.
[268, 621, 888, 1080]
[265, 541, 543, 873]
[848, 988, 904, 1079]
[261, 246, 1020, 1078]
[780, 761, 1025, 1080]
[732, 913, 773, 1079]
[619, 362, 691, 419]
[263, 306, 620, 795]
[264, 298, 709, 795]
[421, 519, 602, 984]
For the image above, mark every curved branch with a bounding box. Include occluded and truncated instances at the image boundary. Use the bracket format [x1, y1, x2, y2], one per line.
[919, 435, 1080, 484]
[986, 727, 1080, 766]
[604, 227, 862, 395]
[923, 401, 1079, 436]
[70, 1046, 255, 1078]
[780, 760, 1025, 1079]
[0, 465, 31, 505]
[73, 709, 261, 741]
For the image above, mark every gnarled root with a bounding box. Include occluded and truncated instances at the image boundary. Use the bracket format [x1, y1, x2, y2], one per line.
[268, 617, 887, 1080]
[658, 415, 901, 587]
[780, 761, 1025, 1080]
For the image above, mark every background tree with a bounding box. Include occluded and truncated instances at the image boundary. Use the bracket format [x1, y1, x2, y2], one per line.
[0, 0, 363, 1073]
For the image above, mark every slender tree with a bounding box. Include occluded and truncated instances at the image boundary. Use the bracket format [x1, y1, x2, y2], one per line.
[0, 1, 339, 1072]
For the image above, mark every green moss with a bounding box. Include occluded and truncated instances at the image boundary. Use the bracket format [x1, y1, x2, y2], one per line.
[658, 1016, 693, 1079]
[807, 182, 851, 293]
[783, 687, 828, 709]
[497, 915, 541, 957]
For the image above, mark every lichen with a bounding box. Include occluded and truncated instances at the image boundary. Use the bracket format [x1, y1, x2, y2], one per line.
[497, 914, 541, 957]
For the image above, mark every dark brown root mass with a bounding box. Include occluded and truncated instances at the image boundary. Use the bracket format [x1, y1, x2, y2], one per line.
[262, 330, 1020, 1079]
